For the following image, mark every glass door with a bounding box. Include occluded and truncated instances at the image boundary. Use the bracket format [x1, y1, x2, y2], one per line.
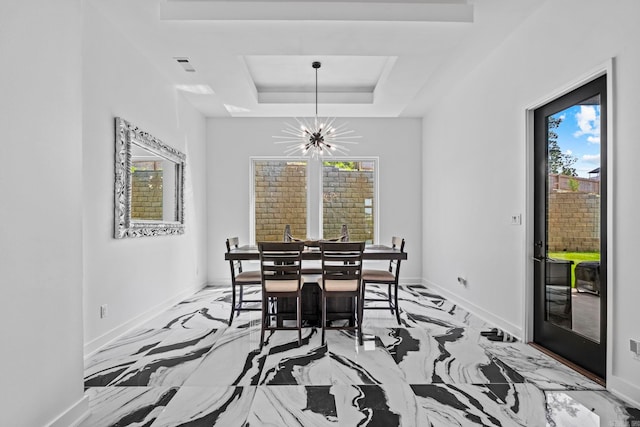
[533, 75, 607, 379]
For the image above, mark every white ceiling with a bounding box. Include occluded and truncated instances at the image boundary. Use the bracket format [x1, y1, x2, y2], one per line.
[90, 0, 543, 118]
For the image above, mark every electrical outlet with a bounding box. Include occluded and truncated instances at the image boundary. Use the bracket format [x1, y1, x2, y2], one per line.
[510, 214, 522, 225]
[100, 304, 108, 318]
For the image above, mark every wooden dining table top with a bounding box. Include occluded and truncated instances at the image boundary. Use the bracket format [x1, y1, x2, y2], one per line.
[225, 243, 407, 261]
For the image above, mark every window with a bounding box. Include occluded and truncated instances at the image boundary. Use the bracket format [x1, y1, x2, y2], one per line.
[322, 161, 375, 243]
[252, 158, 377, 243]
[253, 159, 307, 242]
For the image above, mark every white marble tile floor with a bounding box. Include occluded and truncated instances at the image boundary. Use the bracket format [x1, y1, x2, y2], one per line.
[80, 285, 639, 426]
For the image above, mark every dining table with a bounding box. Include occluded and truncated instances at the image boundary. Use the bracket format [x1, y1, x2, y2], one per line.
[225, 242, 407, 326]
[224, 242, 407, 263]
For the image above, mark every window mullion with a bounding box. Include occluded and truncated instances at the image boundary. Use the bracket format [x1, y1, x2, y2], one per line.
[307, 158, 322, 240]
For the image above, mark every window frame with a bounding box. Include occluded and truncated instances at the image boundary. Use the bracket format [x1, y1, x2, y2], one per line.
[319, 157, 379, 244]
[250, 156, 379, 244]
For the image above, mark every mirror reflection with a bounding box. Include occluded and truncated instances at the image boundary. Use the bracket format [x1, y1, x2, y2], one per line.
[130, 143, 178, 222]
[114, 117, 186, 238]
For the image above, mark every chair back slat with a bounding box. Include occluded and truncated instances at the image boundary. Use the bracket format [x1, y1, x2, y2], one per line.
[319, 241, 365, 287]
[258, 242, 304, 286]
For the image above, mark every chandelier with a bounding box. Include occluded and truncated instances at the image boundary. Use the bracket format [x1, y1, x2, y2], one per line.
[274, 61, 360, 158]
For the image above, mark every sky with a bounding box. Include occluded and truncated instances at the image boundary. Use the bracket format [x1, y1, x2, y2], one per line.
[551, 102, 601, 178]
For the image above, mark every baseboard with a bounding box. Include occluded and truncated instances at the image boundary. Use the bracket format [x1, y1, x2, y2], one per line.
[398, 278, 425, 287]
[84, 282, 207, 357]
[206, 278, 229, 288]
[421, 279, 523, 340]
[46, 395, 89, 427]
[607, 374, 640, 408]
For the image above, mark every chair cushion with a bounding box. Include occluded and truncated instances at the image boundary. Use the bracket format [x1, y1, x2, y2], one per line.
[236, 270, 261, 283]
[264, 279, 299, 292]
[317, 278, 359, 292]
[362, 269, 395, 282]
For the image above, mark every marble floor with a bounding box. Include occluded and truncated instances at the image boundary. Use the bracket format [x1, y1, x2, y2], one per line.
[81, 284, 640, 426]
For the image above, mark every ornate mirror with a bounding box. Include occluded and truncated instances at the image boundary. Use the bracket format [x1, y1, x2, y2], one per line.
[114, 117, 186, 238]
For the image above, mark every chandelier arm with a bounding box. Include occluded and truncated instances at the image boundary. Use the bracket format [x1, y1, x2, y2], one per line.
[279, 129, 307, 137]
[294, 117, 314, 134]
[328, 128, 356, 135]
[326, 136, 360, 143]
[274, 140, 303, 145]
[330, 140, 361, 145]
[284, 121, 304, 132]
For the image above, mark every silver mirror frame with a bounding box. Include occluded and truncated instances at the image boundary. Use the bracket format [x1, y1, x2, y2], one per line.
[114, 117, 186, 238]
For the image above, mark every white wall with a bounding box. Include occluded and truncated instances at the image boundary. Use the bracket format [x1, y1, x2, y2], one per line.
[422, 0, 640, 405]
[82, 2, 208, 353]
[207, 117, 422, 284]
[0, 1, 87, 426]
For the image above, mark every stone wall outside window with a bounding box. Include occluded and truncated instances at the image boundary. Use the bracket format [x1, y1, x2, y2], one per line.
[254, 161, 307, 242]
[254, 161, 375, 243]
[547, 192, 600, 252]
[323, 165, 374, 243]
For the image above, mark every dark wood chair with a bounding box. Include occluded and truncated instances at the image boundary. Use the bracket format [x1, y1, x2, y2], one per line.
[318, 241, 365, 345]
[258, 241, 305, 349]
[226, 237, 261, 325]
[362, 236, 405, 325]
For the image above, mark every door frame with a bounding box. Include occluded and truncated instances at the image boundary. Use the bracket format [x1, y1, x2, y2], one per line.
[523, 59, 615, 381]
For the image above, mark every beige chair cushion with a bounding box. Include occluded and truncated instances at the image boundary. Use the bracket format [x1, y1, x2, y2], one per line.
[362, 269, 395, 282]
[318, 278, 359, 292]
[264, 279, 299, 292]
[236, 270, 261, 282]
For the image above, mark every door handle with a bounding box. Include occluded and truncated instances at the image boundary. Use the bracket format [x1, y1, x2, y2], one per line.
[533, 241, 545, 262]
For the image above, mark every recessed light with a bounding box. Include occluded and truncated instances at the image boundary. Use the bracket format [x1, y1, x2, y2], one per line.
[224, 104, 251, 113]
[174, 57, 195, 72]
[175, 84, 215, 95]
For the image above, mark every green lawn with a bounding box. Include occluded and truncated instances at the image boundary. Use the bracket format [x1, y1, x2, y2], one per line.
[547, 251, 600, 287]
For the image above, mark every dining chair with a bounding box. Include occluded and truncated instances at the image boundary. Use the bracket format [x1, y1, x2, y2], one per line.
[318, 241, 365, 345]
[258, 241, 305, 349]
[362, 236, 405, 325]
[226, 237, 262, 325]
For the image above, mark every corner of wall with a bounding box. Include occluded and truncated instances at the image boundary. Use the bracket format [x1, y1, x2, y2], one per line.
[84, 282, 207, 357]
[46, 396, 89, 427]
[608, 374, 640, 409]
[421, 278, 523, 340]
